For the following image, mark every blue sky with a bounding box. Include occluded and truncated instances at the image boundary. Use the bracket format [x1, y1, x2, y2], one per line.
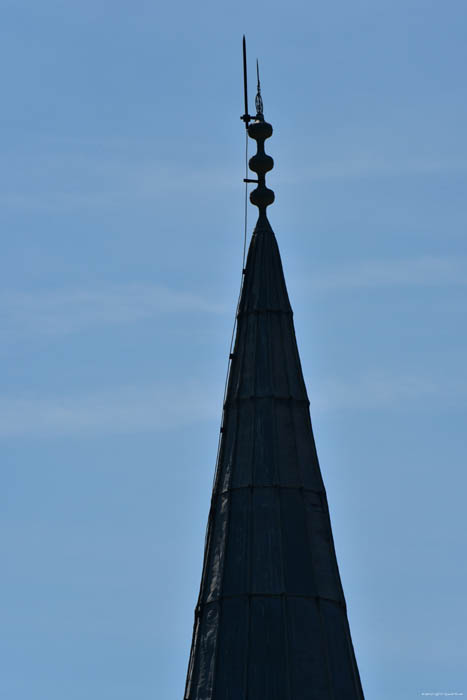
[1, 1, 466, 698]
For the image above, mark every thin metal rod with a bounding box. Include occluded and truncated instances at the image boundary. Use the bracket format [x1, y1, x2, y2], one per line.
[242, 35, 249, 127]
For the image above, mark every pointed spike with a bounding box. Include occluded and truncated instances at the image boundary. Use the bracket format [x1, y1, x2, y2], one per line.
[242, 36, 249, 128]
[254, 57, 264, 119]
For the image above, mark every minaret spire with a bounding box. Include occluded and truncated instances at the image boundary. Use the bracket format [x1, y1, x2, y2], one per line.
[183, 39, 365, 700]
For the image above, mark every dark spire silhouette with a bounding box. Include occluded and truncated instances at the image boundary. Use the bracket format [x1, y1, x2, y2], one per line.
[183, 45, 364, 700]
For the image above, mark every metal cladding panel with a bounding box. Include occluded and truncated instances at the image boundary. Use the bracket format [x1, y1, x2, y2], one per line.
[217, 407, 237, 494]
[203, 493, 228, 604]
[280, 488, 317, 596]
[321, 599, 365, 698]
[214, 597, 248, 700]
[222, 489, 249, 597]
[184, 214, 364, 699]
[233, 312, 257, 397]
[230, 401, 254, 489]
[274, 399, 301, 486]
[304, 494, 345, 603]
[293, 402, 325, 491]
[251, 487, 282, 594]
[252, 398, 276, 484]
[254, 314, 274, 395]
[279, 313, 309, 397]
[287, 597, 332, 699]
[190, 602, 219, 700]
[268, 312, 290, 396]
[247, 597, 288, 698]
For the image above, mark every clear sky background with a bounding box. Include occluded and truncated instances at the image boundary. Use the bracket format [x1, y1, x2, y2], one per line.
[1, 1, 466, 698]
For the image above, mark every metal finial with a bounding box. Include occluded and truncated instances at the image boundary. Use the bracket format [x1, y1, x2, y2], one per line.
[255, 59, 264, 120]
[241, 40, 274, 214]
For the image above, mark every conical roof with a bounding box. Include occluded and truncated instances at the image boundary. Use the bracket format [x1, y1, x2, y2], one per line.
[184, 91, 364, 699]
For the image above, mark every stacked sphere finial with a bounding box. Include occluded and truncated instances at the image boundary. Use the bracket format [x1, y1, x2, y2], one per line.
[248, 118, 275, 213]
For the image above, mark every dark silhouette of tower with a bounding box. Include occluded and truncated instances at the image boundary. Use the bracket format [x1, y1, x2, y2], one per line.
[184, 47, 364, 700]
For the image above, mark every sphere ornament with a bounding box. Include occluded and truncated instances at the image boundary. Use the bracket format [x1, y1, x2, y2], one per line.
[248, 118, 275, 214]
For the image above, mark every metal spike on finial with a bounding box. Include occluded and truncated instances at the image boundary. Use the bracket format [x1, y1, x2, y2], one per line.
[255, 59, 264, 120]
[240, 36, 253, 129]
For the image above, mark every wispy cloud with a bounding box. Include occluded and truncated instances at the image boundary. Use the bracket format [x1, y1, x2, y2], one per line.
[274, 141, 467, 183]
[292, 156, 467, 181]
[1, 284, 228, 337]
[0, 383, 220, 438]
[0, 154, 237, 211]
[310, 371, 452, 414]
[3, 256, 465, 341]
[303, 256, 467, 292]
[0, 371, 463, 439]
[3, 147, 467, 212]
